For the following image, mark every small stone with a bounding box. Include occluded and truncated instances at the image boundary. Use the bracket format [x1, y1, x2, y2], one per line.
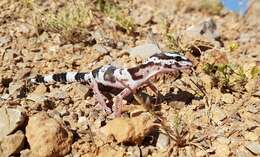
[156, 133, 170, 149]
[212, 106, 227, 124]
[127, 43, 161, 59]
[239, 33, 252, 43]
[0, 36, 10, 46]
[244, 131, 258, 141]
[213, 142, 230, 157]
[26, 112, 73, 157]
[20, 149, 32, 157]
[78, 116, 87, 124]
[246, 105, 258, 114]
[245, 142, 260, 155]
[195, 149, 207, 157]
[0, 130, 25, 156]
[127, 146, 141, 157]
[93, 44, 108, 54]
[0, 107, 25, 139]
[221, 93, 234, 104]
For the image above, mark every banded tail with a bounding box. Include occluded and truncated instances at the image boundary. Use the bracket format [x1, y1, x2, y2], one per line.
[31, 72, 93, 84]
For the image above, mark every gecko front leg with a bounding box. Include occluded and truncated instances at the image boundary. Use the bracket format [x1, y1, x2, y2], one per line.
[91, 79, 112, 114]
[113, 88, 132, 117]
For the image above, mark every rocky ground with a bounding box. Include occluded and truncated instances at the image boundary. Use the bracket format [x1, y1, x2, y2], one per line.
[0, 0, 260, 157]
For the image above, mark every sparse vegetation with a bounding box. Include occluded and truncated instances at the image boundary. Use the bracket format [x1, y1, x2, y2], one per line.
[32, 0, 93, 43]
[96, 0, 135, 33]
[203, 63, 248, 92]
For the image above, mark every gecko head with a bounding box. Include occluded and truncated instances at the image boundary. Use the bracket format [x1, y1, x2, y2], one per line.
[145, 52, 193, 71]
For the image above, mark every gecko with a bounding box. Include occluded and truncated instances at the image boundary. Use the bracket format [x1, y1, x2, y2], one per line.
[30, 52, 193, 116]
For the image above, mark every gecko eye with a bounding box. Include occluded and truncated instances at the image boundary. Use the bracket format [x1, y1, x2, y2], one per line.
[175, 56, 182, 61]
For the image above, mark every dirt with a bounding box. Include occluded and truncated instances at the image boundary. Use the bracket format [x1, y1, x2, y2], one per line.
[0, 0, 259, 157]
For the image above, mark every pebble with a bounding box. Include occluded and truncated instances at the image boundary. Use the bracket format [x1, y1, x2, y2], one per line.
[156, 133, 170, 149]
[93, 44, 108, 54]
[26, 112, 73, 157]
[246, 105, 258, 114]
[0, 107, 25, 139]
[244, 131, 258, 141]
[245, 142, 260, 155]
[212, 106, 227, 124]
[221, 93, 234, 104]
[127, 146, 141, 157]
[20, 149, 32, 157]
[0, 36, 10, 46]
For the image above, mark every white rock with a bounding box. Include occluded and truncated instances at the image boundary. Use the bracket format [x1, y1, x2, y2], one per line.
[127, 43, 161, 59]
[156, 133, 170, 149]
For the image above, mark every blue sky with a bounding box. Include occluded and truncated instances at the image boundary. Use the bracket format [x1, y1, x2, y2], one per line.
[220, 0, 249, 15]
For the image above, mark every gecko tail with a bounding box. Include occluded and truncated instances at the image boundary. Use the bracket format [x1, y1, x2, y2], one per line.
[30, 72, 92, 84]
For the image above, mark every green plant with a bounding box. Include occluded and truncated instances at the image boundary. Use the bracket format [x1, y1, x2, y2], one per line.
[166, 32, 182, 51]
[203, 63, 248, 92]
[251, 66, 260, 79]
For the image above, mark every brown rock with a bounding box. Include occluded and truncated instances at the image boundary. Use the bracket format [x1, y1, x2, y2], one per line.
[0, 130, 25, 156]
[26, 112, 73, 157]
[99, 114, 155, 144]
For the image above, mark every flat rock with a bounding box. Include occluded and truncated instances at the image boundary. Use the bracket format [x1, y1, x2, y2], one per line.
[0, 107, 25, 139]
[0, 130, 25, 156]
[127, 43, 161, 59]
[26, 112, 73, 157]
[245, 142, 260, 155]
